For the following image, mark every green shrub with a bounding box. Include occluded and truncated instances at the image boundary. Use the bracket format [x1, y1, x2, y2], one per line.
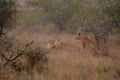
[23, 47, 49, 73]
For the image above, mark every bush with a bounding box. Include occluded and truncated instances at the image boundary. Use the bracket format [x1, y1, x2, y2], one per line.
[23, 47, 49, 73]
[0, 35, 49, 80]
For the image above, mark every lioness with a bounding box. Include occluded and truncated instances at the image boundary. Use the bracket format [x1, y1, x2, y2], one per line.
[47, 36, 65, 49]
[76, 33, 96, 54]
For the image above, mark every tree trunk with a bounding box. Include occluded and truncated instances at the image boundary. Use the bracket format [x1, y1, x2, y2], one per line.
[102, 32, 109, 56]
[94, 34, 101, 55]
[0, 25, 3, 36]
[90, 26, 100, 55]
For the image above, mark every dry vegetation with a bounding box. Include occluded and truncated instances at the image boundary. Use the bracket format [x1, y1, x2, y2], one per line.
[2, 28, 119, 80]
[0, 0, 120, 80]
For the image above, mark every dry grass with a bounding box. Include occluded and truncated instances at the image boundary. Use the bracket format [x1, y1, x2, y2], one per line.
[3, 28, 120, 80]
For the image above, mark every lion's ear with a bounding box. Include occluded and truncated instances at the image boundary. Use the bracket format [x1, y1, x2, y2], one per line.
[78, 33, 81, 35]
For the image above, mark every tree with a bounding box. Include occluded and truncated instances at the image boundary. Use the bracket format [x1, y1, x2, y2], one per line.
[25, 0, 84, 31]
[98, 0, 120, 30]
[0, 0, 18, 35]
[77, 0, 120, 55]
[63, 0, 110, 55]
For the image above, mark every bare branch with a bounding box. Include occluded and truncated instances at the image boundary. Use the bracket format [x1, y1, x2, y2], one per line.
[3, 41, 34, 67]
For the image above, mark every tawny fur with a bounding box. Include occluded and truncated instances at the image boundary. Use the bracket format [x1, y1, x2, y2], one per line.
[76, 33, 96, 51]
[47, 36, 65, 49]
[47, 40, 56, 49]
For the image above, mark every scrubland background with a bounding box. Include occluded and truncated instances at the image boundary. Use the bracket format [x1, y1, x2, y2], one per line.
[0, 0, 120, 80]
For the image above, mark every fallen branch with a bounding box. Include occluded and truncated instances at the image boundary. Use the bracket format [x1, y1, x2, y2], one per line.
[3, 41, 34, 67]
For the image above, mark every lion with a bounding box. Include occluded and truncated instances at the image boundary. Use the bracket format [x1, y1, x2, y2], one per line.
[76, 33, 96, 54]
[47, 39, 56, 49]
[47, 36, 65, 49]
